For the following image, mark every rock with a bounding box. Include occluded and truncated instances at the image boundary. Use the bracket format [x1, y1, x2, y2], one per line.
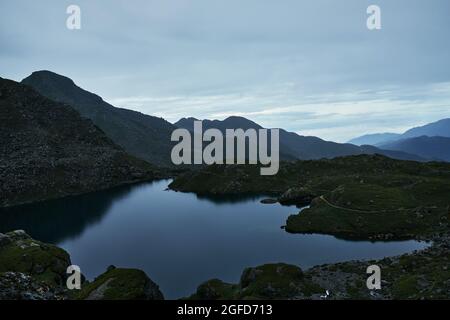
[107, 265, 116, 272]
[193, 279, 236, 300]
[0, 231, 167, 301]
[0, 272, 63, 300]
[0, 230, 71, 287]
[77, 268, 164, 300]
[0, 78, 158, 207]
[278, 187, 315, 206]
[239, 263, 305, 299]
[0, 233, 11, 247]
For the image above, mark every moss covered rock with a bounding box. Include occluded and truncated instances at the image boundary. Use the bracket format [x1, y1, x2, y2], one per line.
[0, 230, 71, 287]
[189, 279, 238, 300]
[189, 263, 323, 300]
[76, 267, 164, 300]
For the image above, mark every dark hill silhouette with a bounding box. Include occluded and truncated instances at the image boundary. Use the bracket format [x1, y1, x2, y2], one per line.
[175, 116, 424, 161]
[349, 118, 450, 146]
[403, 118, 450, 138]
[379, 136, 450, 162]
[22, 71, 177, 167]
[0, 77, 157, 207]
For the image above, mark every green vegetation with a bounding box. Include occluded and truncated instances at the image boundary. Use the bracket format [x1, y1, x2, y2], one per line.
[0, 231, 70, 286]
[75, 267, 164, 300]
[189, 240, 449, 300]
[171, 155, 450, 239]
[188, 263, 324, 300]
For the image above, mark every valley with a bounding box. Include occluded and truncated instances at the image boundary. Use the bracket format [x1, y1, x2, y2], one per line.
[0, 71, 449, 300]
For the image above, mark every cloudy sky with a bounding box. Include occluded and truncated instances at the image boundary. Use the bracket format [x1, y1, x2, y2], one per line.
[1, 0, 449, 142]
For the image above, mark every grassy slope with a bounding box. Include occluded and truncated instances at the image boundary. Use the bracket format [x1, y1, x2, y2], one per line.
[170, 155, 450, 239]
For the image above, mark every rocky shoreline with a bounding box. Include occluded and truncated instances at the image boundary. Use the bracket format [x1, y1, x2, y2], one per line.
[1, 230, 448, 300]
[170, 155, 450, 241]
[0, 230, 163, 300]
[188, 232, 449, 300]
[0, 78, 167, 208]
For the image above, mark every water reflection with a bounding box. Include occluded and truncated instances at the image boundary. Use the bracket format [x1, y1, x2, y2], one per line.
[0, 179, 429, 299]
[0, 183, 140, 243]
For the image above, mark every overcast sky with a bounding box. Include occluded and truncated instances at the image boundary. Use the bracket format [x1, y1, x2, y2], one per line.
[1, 0, 450, 142]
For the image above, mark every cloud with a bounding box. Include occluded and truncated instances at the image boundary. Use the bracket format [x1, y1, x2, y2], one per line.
[1, 0, 450, 142]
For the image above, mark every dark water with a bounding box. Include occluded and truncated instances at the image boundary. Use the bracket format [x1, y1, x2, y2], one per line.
[0, 180, 428, 299]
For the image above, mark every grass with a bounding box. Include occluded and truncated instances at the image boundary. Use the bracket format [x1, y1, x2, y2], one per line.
[75, 268, 162, 300]
[0, 234, 70, 286]
[171, 155, 450, 240]
[189, 263, 324, 300]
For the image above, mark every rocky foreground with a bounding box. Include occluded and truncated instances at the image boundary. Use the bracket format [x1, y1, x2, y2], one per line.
[0, 78, 163, 207]
[189, 234, 449, 300]
[0, 231, 164, 300]
[1, 230, 448, 300]
[169, 155, 450, 299]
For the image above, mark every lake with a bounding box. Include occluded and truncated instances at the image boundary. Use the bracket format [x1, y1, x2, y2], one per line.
[0, 179, 429, 299]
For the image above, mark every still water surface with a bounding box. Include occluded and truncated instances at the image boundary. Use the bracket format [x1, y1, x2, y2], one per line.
[0, 180, 428, 298]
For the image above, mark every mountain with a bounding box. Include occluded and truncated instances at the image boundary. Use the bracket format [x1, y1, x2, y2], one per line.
[348, 118, 450, 146]
[174, 116, 424, 162]
[0, 77, 158, 207]
[379, 136, 450, 162]
[348, 133, 401, 146]
[21, 71, 177, 167]
[402, 118, 450, 138]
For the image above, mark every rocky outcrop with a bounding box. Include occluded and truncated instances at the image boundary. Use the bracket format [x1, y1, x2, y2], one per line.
[278, 187, 316, 206]
[189, 235, 450, 300]
[76, 266, 164, 300]
[22, 71, 177, 167]
[0, 77, 160, 207]
[0, 272, 64, 300]
[0, 231, 164, 300]
[0, 230, 71, 287]
[189, 263, 323, 300]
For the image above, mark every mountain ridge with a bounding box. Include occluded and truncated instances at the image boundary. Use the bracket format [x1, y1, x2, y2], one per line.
[22, 71, 177, 167]
[379, 135, 450, 162]
[0, 77, 158, 207]
[348, 118, 450, 146]
[175, 116, 425, 162]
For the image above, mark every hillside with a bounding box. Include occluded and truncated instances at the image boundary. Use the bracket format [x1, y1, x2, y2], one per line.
[379, 136, 450, 162]
[348, 118, 450, 147]
[170, 154, 450, 239]
[175, 117, 424, 161]
[0, 77, 159, 207]
[348, 133, 401, 146]
[403, 118, 450, 138]
[22, 71, 177, 167]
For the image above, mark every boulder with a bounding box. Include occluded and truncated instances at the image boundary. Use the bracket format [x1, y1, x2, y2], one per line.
[0, 230, 71, 287]
[278, 187, 315, 206]
[77, 268, 164, 300]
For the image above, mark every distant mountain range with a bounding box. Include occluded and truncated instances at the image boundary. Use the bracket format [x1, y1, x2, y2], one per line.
[349, 118, 450, 146]
[403, 118, 450, 138]
[17, 70, 444, 167]
[175, 117, 424, 162]
[379, 136, 450, 162]
[349, 118, 450, 161]
[22, 71, 177, 167]
[2, 69, 447, 209]
[0, 77, 157, 207]
[348, 133, 402, 146]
